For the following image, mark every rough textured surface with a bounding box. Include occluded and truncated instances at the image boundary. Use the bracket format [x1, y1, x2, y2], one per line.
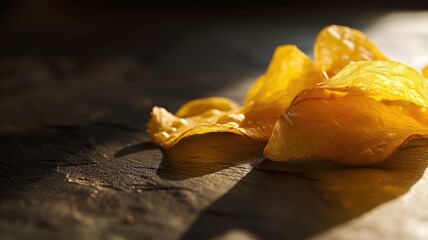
[1, 3, 428, 239]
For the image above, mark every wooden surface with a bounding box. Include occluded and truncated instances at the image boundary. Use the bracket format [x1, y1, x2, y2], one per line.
[1, 3, 428, 239]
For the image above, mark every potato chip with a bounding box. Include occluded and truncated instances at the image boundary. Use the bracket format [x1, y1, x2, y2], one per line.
[319, 60, 428, 107]
[314, 25, 387, 78]
[147, 45, 322, 152]
[240, 45, 322, 140]
[265, 61, 428, 165]
[175, 97, 239, 118]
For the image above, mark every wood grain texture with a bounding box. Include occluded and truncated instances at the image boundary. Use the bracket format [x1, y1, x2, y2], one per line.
[1, 4, 428, 240]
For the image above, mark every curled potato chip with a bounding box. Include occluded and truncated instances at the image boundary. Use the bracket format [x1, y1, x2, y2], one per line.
[147, 105, 248, 148]
[147, 45, 322, 153]
[319, 60, 428, 107]
[265, 61, 428, 165]
[175, 97, 239, 118]
[314, 25, 387, 78]
[240, 45, 322, 140]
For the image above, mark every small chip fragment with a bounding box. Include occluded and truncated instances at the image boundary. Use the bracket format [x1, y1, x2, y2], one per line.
[423, 65, 428, 79]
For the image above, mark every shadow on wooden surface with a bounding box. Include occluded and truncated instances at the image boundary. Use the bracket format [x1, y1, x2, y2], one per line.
[155, 133, 266, 180]
[181, 145, 428, 239]
[0, 128, 95, 197]
[114, 141, 158, 158]
[0, 124, 147, 198]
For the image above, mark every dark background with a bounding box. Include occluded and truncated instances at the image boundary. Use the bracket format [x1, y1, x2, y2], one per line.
[1, 0, 428, 55]
[1, 0, 427, 126]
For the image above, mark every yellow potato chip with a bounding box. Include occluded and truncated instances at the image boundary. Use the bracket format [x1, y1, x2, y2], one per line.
[314, 25, 387, 78]
[175, 97, 239, 118]
[147, 45, 322, 152]
[265, 61, 428, 165]
[319, 60, 428, 107]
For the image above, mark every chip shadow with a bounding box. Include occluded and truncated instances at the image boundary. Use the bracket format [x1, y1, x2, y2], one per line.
[181, 145, 428, 239]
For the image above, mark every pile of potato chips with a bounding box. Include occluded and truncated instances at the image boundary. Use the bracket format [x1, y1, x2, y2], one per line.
[147, 25, 428, 165]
